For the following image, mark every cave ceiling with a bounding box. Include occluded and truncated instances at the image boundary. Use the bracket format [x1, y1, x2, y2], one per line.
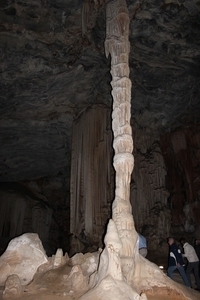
[0, 0, 200, 182]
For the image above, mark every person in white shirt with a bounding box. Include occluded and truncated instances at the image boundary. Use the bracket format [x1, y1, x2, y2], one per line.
[180, 237, 200, 291]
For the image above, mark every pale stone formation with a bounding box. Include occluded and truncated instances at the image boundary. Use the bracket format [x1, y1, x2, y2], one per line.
[80, 275, 144, 300]
[80, 220, 143, 300]
[0, 233, 48, 286]
[70, 250, 101, 276]
[25, 250, 95, 297]
[3, 274, 22, 299]
[79, 0, 198, 300]
[68, 265, 88, 292]
[89, 219, 123, 287]
[104, 0, 136, 279]
[53, 248, 64, 268]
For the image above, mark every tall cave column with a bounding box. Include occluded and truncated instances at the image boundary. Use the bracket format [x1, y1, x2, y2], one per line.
[80, 1, 197, 299]
[105, 0, 137, 276]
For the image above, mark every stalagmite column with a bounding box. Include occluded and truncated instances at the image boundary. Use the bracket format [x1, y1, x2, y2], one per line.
[80, 1, 198, 299]
[105, 0, 137, 276]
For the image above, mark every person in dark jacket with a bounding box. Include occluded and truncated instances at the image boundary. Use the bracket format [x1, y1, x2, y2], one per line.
[194, 239, 200, 275]
[167, 237, 190, 287]
[194, 239, 200, 261]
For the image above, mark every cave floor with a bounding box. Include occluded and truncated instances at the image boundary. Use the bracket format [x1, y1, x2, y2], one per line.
[0, 271, 199, 300]
[0, 254, 199, 300]
[0, 287, 199, 300]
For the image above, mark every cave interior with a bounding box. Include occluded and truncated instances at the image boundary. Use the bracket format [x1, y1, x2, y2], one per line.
[0, 0, 200, 262]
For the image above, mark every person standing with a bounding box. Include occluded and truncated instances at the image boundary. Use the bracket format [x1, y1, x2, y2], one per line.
[138, 234, 147, 257]
[180, 238, 200, 291]
[194, 239, 200, 261]
[167, 237, 190, 287]
[194, 239, 200, 275]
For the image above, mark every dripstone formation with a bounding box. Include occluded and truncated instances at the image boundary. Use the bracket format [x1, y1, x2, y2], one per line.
[0, 0, 200, 261]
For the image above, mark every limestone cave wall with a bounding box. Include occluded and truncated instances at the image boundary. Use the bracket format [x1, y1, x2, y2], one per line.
[131, 124, 171, 253]
[160, 124, 200, 240]
[0, 178, 70, 256]
[130, 123, 200, 254]
[70, 105, 114, 253]
[69, 110, 200, 253]
[1, 115, 200, 258]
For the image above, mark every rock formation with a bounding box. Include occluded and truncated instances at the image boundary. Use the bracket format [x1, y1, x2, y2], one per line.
[70, 105, 114, 251]
[0, 233, 48, 286]
[78, 0, 199, 299]
[0, 0, 200, 257]
[0, 1, 200, 298]
[3, 274, 22, 299]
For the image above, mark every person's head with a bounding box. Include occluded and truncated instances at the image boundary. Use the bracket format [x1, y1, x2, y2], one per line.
[167, 237, 174, 245]
[180, 238, 187, 245]
[195, 239, 200, 245]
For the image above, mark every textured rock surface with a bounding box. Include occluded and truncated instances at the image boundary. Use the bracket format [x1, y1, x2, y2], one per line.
[70, 105, 114, 251]
[0, 0, 200, 260]
[3, 274, 23, 299]
[0, 180, 70, 255]
[0, 233, 48, 286]
[0, 0, 200, 182]
[161, 124, 200, 238]
[1, 232, 195, 300]
[131, 126, 169, 230]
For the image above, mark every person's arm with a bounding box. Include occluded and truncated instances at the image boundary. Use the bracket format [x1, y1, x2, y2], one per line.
[173, 245, 182, 265]
[183, 244, 189, 258]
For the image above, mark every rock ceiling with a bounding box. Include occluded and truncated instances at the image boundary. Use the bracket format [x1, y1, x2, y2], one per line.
[0, 0, 200, 181]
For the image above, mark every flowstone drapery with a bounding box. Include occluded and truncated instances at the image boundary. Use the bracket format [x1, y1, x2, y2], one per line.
[70, 106, 114, 251]
[79, 1, 198, 299]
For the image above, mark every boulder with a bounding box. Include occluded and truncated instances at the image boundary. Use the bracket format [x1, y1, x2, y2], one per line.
[0, 233, 48, 286]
